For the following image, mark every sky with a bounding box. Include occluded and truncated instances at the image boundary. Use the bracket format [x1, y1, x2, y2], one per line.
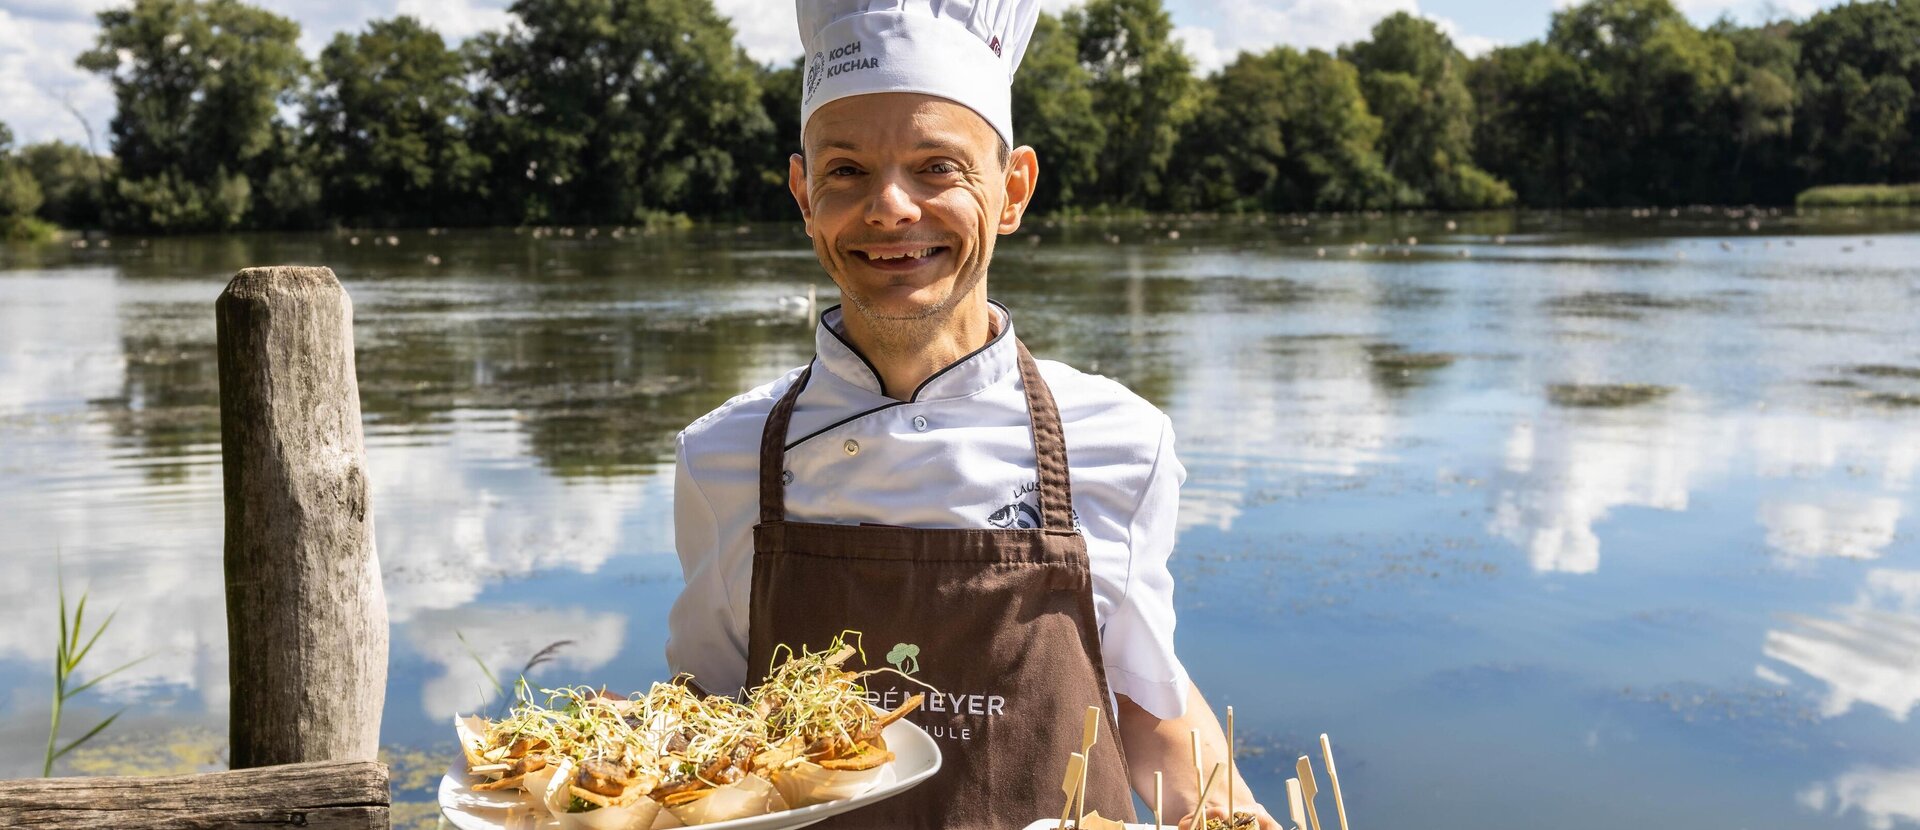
[0, 0, 1843, 148]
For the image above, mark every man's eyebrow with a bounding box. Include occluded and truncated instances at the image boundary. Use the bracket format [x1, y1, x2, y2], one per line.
[818, 139, 861, 153]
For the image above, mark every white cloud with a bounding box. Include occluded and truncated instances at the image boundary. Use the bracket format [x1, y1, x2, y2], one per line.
[1763, 569, 1920, 722]
[1173, 25, 1227, 73]
[1480, 398, 1920, 576]
[1486, 406, 1715, 574]
[1759, 495, 1904, 562]
[712, 0, 798, 65]
[1214, 0, 1418, 53]
[1799, 765, 1920, 830]
[0, 8, 116, 147]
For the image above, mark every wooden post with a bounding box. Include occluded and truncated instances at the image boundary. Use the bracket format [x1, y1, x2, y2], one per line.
[217, 266, 387, 768]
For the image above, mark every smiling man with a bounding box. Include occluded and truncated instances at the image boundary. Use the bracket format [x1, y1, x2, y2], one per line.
[667, 1, 1278, 827]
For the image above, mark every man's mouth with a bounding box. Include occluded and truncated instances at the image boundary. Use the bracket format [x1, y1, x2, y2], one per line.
[850, 245, 950, 271]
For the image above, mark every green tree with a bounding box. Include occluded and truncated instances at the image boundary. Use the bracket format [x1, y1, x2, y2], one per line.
[1714, 20, 1798, 201]
[1469, 43, 1587, 206]
[1063, 0, 1198, 208]
[308, 16, 487, 226]
[1544, 0, 1734, 204]
[1011, 12, 1101, 211]
[1344, 12, 1513, 208]
[735, 58, 802, 220]
[1169, 48, 1398, 211]
[467, 0, 772, 224]
[0, 123, 52, 240]
[77, 0, 307, 231]
[18, 141, 116, 229]
[1792, 0, 1920, 185]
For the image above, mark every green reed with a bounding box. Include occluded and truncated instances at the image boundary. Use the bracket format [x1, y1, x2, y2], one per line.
[44, 559, 147, 776]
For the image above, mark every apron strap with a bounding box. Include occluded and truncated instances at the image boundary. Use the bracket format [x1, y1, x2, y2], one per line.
[755, 339, 1075, 532]
[1015, 340, 1075, 532]
[759, 363, 813, 526]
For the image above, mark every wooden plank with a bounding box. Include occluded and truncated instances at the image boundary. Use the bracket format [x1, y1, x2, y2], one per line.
[0, 760, 389, 828]
[216, 266, 388, 768]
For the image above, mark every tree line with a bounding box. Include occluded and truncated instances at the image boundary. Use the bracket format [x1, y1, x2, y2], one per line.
[2, 0, 1918, 237]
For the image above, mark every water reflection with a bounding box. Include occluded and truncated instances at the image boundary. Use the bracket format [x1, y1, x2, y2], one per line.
[1801, 765, 1920, 830]
[1761, 496, 1905, 562]
[1486, 407, 1709, 574]
[1764, 568, 1920, 722]
[402, 604, 626, 720]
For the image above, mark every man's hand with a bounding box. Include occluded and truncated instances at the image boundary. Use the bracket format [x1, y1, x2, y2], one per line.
[1115, 682, 1288, 830]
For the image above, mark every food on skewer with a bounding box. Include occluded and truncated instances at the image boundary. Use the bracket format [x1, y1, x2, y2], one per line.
[1202, 812, 1260, 829]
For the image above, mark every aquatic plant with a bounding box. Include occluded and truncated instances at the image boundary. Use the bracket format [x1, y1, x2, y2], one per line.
[1797, 184, 1920, 208]
[45, 558, 147, 776]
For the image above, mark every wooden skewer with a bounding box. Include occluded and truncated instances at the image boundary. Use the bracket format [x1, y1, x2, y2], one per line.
[1296, 755, 1323, 830]
[1227, 706, 1236, 823]
[1319, 734, 1350, 830]
[1286, 778, 1306, 830]
[1154, 770, 1164, 830]
[1188, 762, 1223, 828]
[1077, 706, 1100, 826]
[1059, 752, 1086, 830]
[1189, 728, 1204, 799]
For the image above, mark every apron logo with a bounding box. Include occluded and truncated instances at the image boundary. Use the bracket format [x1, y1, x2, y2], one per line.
[886, 642, 921, 675]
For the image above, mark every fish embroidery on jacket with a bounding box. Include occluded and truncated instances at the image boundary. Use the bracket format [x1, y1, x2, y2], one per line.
[988, 482, 1082, 529]
[987, 502, 1043, 529]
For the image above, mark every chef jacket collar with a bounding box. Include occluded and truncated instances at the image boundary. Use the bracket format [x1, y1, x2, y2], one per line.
[814, 300, 1017, 402]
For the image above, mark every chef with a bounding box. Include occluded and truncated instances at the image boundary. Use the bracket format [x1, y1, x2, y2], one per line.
[668, 1, 1280, 827]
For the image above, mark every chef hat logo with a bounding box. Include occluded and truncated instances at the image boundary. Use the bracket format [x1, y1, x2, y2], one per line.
[804, 52, 826, 104]
[989, 35, 1002, 57]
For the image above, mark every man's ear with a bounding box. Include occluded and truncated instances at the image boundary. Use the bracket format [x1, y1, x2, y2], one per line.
[788, 152, 812, 233]
[998, 145, 1039, 235]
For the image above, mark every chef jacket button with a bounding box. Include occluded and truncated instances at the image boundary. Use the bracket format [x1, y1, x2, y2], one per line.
[782, 469, 794, 486]
[912, 415, 929, 432]
[844, 439, 860, 456]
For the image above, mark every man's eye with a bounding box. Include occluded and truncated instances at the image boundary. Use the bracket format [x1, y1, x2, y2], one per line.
[829, 165, 860, 177]
[927, 162, 957, 174]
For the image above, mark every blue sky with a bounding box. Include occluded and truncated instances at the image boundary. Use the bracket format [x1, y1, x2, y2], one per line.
[0, 0, 1846, 147]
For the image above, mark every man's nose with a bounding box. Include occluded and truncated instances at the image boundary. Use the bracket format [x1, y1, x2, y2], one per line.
[864, 173, 920, 228]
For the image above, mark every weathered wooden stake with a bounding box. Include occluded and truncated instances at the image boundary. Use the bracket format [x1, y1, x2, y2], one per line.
[217, 266, 387, 768]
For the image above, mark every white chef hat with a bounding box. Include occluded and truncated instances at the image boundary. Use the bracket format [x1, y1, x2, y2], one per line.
[796, 0, 1040, 148]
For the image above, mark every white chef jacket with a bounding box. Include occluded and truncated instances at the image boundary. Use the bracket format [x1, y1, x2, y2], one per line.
[667, 301, 1191, 720]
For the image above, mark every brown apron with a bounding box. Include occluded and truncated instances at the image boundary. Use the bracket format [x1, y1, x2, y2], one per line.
[747, 340, 1136, 829]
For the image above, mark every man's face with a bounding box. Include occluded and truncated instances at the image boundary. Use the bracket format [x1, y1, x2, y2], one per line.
[790, 93, 1032, 323]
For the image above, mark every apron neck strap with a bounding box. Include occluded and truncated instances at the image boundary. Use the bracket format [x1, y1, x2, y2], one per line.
[759, 363, 813, 526]
[757, 339, 1075, 531]
[1014, 339, 1076, 531]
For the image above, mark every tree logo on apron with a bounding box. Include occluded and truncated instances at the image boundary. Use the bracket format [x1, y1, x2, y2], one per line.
[886, 642, 921, 675]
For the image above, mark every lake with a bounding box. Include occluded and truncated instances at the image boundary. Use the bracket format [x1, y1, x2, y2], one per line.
[2, 208, 1917, 829]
